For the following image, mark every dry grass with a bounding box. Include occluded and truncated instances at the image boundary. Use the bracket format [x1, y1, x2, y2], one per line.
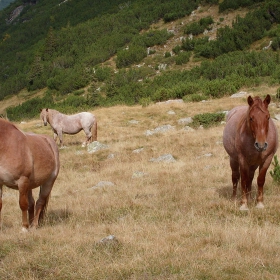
[0, 90, 280, 279]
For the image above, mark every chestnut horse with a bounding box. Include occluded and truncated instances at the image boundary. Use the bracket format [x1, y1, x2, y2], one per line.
[0, 119, 60, 231]
[223, 95, 278, 210]
[40, 108, 97, 147]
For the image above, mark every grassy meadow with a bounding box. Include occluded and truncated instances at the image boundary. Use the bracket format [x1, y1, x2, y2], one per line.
[1, 88, 280, 279]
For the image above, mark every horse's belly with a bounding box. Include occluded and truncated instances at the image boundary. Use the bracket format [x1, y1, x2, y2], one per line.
[63, 128, 82, 134]
[0, 166, 21, 188]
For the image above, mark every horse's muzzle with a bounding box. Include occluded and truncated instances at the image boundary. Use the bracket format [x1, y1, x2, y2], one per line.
[44, 122, 47, 126]
[254, 142, 268, 152]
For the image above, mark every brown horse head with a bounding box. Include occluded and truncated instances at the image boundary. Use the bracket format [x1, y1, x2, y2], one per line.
[247, 95, 270, 152]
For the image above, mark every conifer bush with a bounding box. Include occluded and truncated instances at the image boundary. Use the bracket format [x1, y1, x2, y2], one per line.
[270, 155, 280, 184]
[191, 112, 225, 128]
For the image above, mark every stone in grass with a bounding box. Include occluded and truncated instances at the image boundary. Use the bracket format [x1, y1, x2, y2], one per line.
[87, 141, 109, 154]
[149, 154, 176, 163]
[91, 181, 115, 189]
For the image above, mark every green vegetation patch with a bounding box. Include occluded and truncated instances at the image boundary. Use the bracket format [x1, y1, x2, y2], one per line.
[191, 112, 226, 128]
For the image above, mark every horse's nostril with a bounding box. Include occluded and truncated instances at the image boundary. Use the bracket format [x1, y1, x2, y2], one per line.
[255, 142, 268, 151]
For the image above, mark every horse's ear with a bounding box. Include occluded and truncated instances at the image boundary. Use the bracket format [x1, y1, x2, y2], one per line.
[264, 94, 271, 107]
[46, 108, 49, 112]
[247, 96, 254, 106]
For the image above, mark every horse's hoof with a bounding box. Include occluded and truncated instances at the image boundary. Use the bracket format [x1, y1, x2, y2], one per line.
[240, 204, 249, 211]
[21, 227, 29, 233]
[256, 202, 264, 209]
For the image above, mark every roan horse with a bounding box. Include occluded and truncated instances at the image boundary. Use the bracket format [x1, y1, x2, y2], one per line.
[0, 118, 60, 231]
[223, 95, 278, 210]
[40, 108, 97, 147]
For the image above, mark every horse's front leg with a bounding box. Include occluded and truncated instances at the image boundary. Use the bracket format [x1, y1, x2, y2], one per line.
[246, 167, 257, 203]
[57, 130, 64, 147]
[256, 159, 272, 209]
[53, 131, 58, 143]
[239, 163, 255, 211]
[230, 157, 240, 201]
[18, 177, 30, 231]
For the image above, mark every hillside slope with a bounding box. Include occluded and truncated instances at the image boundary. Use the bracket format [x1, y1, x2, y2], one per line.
[0, 4, 252, 114]
[1, 0, 280, 121]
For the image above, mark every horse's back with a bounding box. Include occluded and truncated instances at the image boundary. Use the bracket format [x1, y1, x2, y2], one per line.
[225, 105, 247, 123]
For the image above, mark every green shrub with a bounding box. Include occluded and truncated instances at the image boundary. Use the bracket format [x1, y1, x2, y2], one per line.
[276, 87, 280, 100]
[175, 51, 191, 65]
[73, 89, 85, 96]
[172, 45, 181, 55]
[139, 97, 152, 107]
[270, 155, 280, 184]
[181, 38, 195, 51]
[191, 112, 225, 128]
[94, 66, 112, 82]
[133, 29, 173, 48]
[148, 49, 156, 55]
[165, 52, 171, 58]
[183, 93, 208, 102]
[163, 12, 186, 23]
[6, 93, 54, 121]
[202, 79, 236, 98]
[151, 88, 173, 102]
[116, 45, 147, 68]
[184, 16, 214, 35]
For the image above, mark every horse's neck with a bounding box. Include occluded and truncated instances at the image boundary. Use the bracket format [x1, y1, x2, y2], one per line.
[239, 110, 255, 140]
[48, 110, 59, 125]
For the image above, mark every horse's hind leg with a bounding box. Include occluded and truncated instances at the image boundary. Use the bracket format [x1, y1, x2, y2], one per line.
[31, 181, 54, 228]
[83, 128, 92, 145]
[28, 190, 35, 226]
[230, 157, 240, 201]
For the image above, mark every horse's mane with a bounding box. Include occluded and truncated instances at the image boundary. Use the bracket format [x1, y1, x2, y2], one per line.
[250, 97, 268, 114]
[240, 96, 269, 131]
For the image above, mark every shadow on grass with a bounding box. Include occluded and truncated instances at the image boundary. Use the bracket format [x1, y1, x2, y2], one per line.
[44, 208, 73, 226]
[217, 185, 232, 200]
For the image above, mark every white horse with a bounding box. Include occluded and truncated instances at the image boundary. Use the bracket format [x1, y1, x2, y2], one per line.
[40, 108, 97, 147]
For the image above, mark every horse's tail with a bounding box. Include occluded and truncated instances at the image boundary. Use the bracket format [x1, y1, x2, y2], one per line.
[92, 116, 97, 141]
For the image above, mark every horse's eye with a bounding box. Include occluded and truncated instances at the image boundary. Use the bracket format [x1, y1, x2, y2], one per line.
[250, 117, 253, 122]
